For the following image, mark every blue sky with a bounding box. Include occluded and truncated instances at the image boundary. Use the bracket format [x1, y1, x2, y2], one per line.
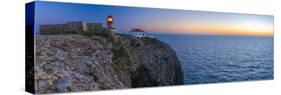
[34, 1, 273, 36]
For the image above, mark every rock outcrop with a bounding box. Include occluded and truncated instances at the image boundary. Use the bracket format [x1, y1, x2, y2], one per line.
[34, 34, 183, 93]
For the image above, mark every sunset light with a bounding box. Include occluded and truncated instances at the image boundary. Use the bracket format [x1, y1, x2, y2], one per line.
[35, 2, 273, 36]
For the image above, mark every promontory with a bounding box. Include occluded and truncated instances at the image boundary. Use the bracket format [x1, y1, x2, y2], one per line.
[33, 32, 183, 93]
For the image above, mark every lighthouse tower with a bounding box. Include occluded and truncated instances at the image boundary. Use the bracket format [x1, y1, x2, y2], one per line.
[107, 14, 116, 32]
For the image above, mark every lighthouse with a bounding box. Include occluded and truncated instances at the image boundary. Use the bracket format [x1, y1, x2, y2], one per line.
[107, 14, 117, 32]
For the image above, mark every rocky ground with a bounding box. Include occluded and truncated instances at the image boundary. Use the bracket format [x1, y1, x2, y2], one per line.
[33, 34, 183, 94]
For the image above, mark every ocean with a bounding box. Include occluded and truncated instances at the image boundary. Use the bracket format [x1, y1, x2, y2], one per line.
[155, 34, 273, 84]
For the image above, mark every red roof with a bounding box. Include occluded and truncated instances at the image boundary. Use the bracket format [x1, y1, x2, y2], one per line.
[130, 28, 145, 32]
[108, 14, 113, 18]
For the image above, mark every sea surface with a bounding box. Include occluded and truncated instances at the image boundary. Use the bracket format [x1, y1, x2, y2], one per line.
[155, 34, 273, 84]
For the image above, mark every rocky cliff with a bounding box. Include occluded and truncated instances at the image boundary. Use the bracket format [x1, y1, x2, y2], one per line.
[34, 34, 183, 93]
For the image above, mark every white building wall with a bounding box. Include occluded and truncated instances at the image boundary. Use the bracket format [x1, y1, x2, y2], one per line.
[132, 32, 146, 37]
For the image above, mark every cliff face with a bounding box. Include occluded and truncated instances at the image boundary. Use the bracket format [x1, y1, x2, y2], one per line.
[34, 34, 183, 93]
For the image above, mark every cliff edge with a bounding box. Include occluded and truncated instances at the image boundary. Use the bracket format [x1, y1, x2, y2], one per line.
[34, 34, 183, 93]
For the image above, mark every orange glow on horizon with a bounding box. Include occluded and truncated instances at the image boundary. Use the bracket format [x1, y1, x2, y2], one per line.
[142, 20, 273, 37]
[185, 25, 273, 36]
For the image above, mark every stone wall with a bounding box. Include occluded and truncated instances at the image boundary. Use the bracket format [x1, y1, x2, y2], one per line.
[39, 21, 103, 34]
[64, 21, 88, 32]
[40, 24, 65, 34]
[87, 23, 102, 33]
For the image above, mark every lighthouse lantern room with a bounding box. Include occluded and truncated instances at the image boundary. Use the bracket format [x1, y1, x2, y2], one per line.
[107, 14, 117, 32]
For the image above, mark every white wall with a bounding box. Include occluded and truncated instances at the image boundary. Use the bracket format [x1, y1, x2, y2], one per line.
[0, 0, 280, 95]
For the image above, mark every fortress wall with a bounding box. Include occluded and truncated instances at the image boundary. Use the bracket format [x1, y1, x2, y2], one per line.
[40, 22, 104, 34]
[65, 22, 85, 32]
[82, 22, 88, 31]
[87, 23, 102, 33]
[40, 24, 65, 34]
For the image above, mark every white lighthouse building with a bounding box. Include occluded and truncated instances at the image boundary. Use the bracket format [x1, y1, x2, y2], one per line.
[130, 28, 147, 38]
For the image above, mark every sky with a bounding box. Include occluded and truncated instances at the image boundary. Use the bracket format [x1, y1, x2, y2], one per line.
[34, 1, 274, 36]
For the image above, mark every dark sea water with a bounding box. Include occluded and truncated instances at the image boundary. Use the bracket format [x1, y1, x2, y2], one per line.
[155, 34, 273, 84]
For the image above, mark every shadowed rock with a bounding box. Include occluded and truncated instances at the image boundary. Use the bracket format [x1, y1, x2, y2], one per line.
[34, 34, 183, 94]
